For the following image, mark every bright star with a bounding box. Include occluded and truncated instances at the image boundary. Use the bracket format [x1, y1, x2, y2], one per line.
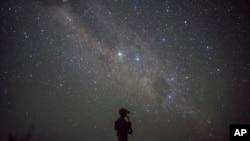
[118, 52, 123, 57]
[135, 57, 140, 61]
[170, 77, 174, 81]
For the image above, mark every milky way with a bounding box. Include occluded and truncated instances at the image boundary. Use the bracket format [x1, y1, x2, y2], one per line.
[0, 0, 249, 141]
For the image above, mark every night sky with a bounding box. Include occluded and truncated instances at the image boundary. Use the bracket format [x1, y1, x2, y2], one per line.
[0, 0, 250, 141]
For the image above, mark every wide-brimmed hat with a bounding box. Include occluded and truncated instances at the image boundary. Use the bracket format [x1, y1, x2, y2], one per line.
[119, 108, 130, 116]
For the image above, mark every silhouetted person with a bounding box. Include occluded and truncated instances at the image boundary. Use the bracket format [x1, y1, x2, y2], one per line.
[8, 124, 35, 141]
[114, 108, 133, 141]
[22, 124, 35, 141]
[8, 133, 15, 141]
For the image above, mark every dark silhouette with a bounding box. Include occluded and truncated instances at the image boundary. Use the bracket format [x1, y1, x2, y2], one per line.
[114, 108, 133, 141]
[8, 124, 35, 141]
[8, 133, 15, 141]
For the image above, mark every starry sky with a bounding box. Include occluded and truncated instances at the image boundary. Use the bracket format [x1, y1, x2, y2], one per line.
[0, 0, 250, 141]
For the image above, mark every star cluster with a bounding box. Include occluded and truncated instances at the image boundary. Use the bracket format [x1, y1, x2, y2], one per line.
[0, 0, 249, 141]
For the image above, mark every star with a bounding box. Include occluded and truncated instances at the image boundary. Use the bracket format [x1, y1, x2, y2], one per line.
[135, 56, 140, 62]
[118, 52, 123, 57]
[161, 37, 166, 43]
[168, 95, 172, 99]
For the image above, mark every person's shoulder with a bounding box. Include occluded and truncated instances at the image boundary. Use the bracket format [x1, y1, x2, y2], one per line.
[115, 117, 122, 122]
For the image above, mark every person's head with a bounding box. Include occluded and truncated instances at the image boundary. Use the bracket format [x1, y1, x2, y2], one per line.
[119, 108, 130, 117]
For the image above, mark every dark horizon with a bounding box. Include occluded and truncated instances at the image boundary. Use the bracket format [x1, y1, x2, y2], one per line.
[0, 0, 250, 141]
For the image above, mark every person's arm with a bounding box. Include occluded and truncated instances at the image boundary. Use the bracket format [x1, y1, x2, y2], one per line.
[114, 120, 118, 131]
[126, 116, 133, 134]
[126, 115, 130, 122]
